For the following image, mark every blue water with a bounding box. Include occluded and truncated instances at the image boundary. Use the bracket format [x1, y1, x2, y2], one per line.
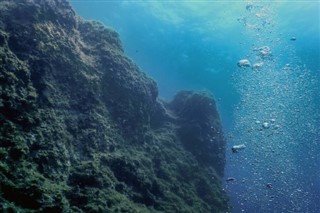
[70, 1, 320, 212]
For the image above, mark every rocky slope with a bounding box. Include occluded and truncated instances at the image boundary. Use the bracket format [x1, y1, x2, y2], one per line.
[0, 0, 228, 212]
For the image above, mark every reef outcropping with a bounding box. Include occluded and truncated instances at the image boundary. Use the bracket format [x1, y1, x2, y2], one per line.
[0, 0, 228, 212]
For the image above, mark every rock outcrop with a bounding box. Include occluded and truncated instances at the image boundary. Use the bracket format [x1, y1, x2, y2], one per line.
[0, 0, 228, 212]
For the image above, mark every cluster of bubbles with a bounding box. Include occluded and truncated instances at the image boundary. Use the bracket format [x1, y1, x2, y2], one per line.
[226, 1, 320, 213]
[237, 45, 272, 71]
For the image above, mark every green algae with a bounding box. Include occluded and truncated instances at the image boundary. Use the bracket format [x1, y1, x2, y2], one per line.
[0, 0, 229, 212]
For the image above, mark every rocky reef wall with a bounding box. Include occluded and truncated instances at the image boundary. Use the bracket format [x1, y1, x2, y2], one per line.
[0, 0, 228, 212]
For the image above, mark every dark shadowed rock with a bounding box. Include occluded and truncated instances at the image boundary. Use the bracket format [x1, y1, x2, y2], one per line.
[0, 0, 229, 212]
[170, 91, 226, 176]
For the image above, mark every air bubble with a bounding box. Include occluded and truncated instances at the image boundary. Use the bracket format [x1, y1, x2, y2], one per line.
[262, 122, 270, 129]
[258, 46, 272, 59]
[237, 59, 251, 68]
[253, 62, 264, 70]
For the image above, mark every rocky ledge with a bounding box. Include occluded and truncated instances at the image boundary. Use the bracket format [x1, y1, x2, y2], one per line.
[0, 0, 228, 212]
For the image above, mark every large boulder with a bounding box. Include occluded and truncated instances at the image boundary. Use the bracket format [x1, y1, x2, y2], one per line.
[170, 91, 226, 176]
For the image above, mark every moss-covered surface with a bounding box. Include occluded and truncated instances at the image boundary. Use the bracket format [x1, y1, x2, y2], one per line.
[0, 0, 229, 212]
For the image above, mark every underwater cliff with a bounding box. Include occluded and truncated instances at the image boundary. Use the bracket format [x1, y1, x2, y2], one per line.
[0, 0, 228, 212]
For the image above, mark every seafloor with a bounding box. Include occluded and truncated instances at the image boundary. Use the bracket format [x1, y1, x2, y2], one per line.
[0, 0, 229, 212]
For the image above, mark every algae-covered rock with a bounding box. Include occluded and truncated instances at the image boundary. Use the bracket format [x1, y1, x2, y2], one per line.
[0, 0, 229, 212]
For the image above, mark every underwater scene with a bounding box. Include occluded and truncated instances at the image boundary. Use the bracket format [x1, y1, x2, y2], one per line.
[0, 0, 319, 212]
[70, 1, 320, 212]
